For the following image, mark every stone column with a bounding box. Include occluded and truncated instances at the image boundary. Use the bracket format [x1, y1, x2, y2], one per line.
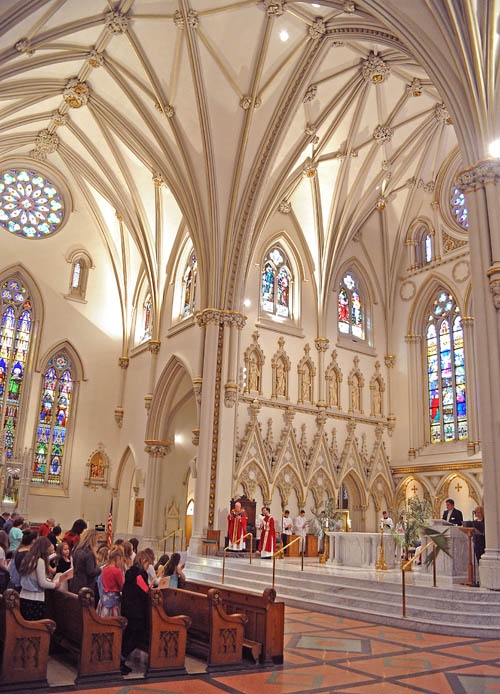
[190, 309, 238, 555]
[314, 338, 329, 407]
[457, 161, 500, 589]
[114, 356, 129, 427]
[142, 440, 171, 546]
[384, 354, 396, 435]
[405, 334, 422, 457]
[461, 316, 479, 453]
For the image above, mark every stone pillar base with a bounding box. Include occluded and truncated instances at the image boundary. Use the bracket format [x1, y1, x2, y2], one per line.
[188, 534, 204, 557]
[479, 550, 500, 590]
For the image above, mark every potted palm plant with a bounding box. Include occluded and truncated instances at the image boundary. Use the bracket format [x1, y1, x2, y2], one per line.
[394, 495, 451, 569]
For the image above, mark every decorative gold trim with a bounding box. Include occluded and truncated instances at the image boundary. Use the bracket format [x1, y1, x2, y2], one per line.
[392, 461, 481, 475]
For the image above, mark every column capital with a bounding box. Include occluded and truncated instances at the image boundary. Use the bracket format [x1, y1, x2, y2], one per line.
[144, 439, 172, 456]
[314, 337, 329, 352]
[118, 356, 129, 369]
[456, 158, 500, 191]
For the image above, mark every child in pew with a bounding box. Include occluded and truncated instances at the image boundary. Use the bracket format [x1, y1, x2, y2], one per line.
[158, 552, 186, 588]
[97, 547, 125, 618]
[18, 536, 63, 620]
[120, 550, 151, 675]
[7, 530, 37, 592]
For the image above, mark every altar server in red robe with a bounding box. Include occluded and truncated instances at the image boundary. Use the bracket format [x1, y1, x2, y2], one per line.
[258, 507, 276, 559]
[227, 501, 247, 551]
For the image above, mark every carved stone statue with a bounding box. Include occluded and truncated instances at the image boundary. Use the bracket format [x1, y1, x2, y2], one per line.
[329, 376, 338, 407]
[276, 361, 285, 396]
[248, 354, 259, 392]
[351, 379, 360, 411]
[301, 369, 312, 402]
[373, 385, 382, 415]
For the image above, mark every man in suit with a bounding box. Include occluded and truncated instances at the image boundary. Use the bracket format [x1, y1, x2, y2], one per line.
[442, 498, 463, 525]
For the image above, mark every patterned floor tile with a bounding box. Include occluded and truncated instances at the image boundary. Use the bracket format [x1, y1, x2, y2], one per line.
[344, 650, 470, 678]
[215, 664, 372, 693]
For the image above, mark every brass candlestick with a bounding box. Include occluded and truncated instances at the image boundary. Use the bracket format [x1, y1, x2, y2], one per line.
[376, 526, 388, 570]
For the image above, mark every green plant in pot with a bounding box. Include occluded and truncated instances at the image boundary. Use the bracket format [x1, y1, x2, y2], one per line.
[394, 495, 451, 568]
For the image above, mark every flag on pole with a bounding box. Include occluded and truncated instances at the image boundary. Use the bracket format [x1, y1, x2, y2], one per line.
[106, 498, 113, 546]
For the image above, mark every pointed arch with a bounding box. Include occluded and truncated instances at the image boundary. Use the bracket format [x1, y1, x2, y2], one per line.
[147, 355, 194, 442]
[406, 217, 435, 269]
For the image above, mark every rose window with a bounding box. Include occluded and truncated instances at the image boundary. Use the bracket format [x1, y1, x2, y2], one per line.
[0, 169, 64, 239]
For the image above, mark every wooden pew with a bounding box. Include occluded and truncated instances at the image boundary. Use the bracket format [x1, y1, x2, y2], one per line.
[147, 589, 191, 678]
[183, 580, 284, 665]
[0, 589, 55, 690]
[160, 586, 247, 671]
[46, 587, 127, 684]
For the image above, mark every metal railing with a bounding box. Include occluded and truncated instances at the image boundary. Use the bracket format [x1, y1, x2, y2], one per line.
[222, 532, 253, 584]
[401, 540, 437, 618]
[272, 535, 304, 589]
[155, 529, 184, 555]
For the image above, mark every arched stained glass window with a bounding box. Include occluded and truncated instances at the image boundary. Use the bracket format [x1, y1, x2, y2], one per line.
[140, 294, 152, 342]
[424, 234, 432, 263]
[427, 290, 467, 443]
[338, 273, 365, 340]
[182, 252, 198, 317]
[0, 278, 32, 460]
[450, 187, 468, 230]
[32, 353, 73, 485]
[261, 247, 292, 318]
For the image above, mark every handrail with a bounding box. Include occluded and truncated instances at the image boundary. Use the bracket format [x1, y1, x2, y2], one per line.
[401, 540, 437, 618]
[155, 529, 184, 555]
[222, 532, 253, 584]
[272, 535, 304, 590]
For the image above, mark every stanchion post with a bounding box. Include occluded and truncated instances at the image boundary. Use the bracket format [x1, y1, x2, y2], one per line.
[402, 567, 406, 617]
[432, 544, 437, 587]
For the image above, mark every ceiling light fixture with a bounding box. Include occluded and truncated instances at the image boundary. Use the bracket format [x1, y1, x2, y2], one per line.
[489, 139, 500, 158]
[280, 29, 289, 42]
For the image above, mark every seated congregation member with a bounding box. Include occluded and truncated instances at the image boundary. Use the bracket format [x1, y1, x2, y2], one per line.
[158, 552, 185, 588]
[97, 547, 124, 617]
[8, 530, 37, 591]
[143, 547, 160, 586]
[70, 529, 101, 597]
[63, 518, 88, 551]
[154, 553, 169, 577]
[120, 550, 151, 675]
[18, 537, 60, 620]
[129, 537, 139, 561]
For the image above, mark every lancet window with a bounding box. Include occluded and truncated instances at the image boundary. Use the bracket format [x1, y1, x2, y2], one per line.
[261, 247, 292, 318]
[32, 352, 74, 486]
[426, 289, 467, 443]
[182, 251, 198, 317]
[0, 278, 33, 460]
[338, 272, 365, 340]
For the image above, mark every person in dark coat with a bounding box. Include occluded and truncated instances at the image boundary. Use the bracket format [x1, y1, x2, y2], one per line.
[63, 518, 87, 551]
[70, 529, 101, 597]
[120, 550, 151, 675]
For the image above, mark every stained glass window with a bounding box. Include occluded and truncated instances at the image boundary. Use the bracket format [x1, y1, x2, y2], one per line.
[427, 290, 467, 443]
[32, 353, 73, 485]
[182, 252, 198, 317]
[0, 169, 64, 239]
[424, 234, 432, 263]
[261, 247, 292, 318]
[450, 186, 468, 230]
[140, 294, 152, 342]
[338, 273, 365, 339]
[0, 278, 32, 463]
[71, 262, 81, 289]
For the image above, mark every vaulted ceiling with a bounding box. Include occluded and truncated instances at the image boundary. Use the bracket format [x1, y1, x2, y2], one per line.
[0, 0, 462, 345]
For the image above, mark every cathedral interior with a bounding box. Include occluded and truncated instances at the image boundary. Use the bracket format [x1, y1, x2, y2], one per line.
[1, 0, 500, 590]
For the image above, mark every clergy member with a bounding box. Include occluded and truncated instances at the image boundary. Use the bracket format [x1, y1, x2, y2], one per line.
[258, 507, 276, 559]
[227, 501, 247, 551]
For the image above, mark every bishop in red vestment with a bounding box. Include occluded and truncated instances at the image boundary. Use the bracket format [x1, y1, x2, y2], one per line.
[227, 501, 247, 550]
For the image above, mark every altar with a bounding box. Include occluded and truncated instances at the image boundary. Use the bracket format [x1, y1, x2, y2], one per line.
[419, 520, 469, 584]
[326, 531, 397, 568]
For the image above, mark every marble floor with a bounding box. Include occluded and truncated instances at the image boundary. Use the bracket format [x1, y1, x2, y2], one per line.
[49, 601, 500, 694]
